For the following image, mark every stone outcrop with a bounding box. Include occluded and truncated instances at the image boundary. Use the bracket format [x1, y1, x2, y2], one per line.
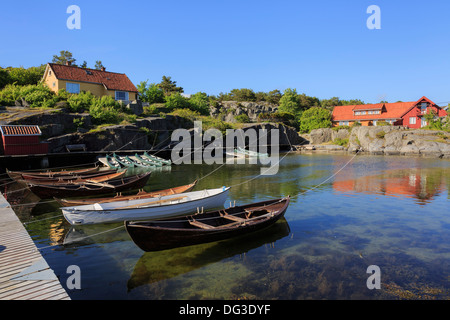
[210, 101, 278, 122]
[46, 115, 192, 153]
[308, 126, 450, 158]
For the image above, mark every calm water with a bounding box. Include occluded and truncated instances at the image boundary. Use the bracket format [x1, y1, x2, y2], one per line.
[8, 153, 450, 300]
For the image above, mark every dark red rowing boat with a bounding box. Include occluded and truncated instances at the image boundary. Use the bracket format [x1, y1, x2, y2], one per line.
[27, 172, 151, 199]
[125, 197, 290, 252]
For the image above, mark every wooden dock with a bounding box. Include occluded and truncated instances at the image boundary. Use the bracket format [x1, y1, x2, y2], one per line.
[0, 194, 70, 300]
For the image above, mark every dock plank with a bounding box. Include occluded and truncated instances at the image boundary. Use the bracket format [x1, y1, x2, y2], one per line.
[0, 193, 70, 300]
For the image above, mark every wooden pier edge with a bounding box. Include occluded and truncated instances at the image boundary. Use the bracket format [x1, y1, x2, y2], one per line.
[0, 194, 71, 300]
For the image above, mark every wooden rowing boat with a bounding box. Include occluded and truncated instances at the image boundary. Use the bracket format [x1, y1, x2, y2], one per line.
[124, 197, 290, 252]
[55, 180, 198, 207]
[113, 153, 136, 168]
[234, 147, 269, 158]
[105, 154, 122, 169]
[20, 169, 121, 182]
[7, 166, 99, 180]
[23, 170, 126, 185]
[143, 152, 171, 166]
[27, 172, 151, 199]
[132, 154, 161, 167]
[61, 187, 230, 225]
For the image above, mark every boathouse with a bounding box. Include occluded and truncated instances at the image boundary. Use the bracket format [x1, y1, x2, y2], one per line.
[0, 125, 49, 155]
[331, 96, 447, 128]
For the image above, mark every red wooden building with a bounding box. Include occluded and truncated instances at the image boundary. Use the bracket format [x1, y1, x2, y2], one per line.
[0, 125, 49, 155]
[332, 96, 447, 128]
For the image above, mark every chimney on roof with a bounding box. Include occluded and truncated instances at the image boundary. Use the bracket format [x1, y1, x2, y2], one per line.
[65, 60, 72, 66]
[101, 66, 106, 72]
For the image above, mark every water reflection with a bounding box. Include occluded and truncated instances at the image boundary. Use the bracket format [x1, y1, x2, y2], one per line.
[333, 168, 449, 205]
[127, 219, 290, 292]
[4, 153, 450, 300]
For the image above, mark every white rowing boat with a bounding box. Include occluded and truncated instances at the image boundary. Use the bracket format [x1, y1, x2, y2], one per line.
[61, 187, 231, 225]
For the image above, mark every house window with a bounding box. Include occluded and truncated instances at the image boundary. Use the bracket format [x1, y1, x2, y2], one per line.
[409, 117, 416, 125]
[355, 111, 361, 115]
[66, 82, 80, 94]
[373, 120, 377, 126]
[421, 103, 427, 114]
[421, 119, 427, 128]
[361, 111, 366, 115]
[115, 91, 129, 101]
[339, 121, 349, 126]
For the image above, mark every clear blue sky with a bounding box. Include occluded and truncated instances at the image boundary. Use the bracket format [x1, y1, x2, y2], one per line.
[1, 0, 449, 105]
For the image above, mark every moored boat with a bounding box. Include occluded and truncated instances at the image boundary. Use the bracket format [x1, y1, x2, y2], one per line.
[61, 186, 230, 225]
[235, 147, 269, 158]
[133, 154, 162, 167]
[7, 166, 100, 180]
[21, 170, 124, 183]
[27, 172, 151, 199]
[113, 153, 136, 168]
[55, 180, 198, 207]
[124, 197, 290, 252]
[143, 152, 171, 166]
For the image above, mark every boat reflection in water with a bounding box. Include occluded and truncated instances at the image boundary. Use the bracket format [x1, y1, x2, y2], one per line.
[126, 218, 290, 291]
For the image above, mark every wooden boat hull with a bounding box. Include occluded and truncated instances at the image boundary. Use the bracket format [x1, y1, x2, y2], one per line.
[22, 170, 125, 184]
[62, 187, 230, 225]
[143, 152, 171, 165]
[55, 180, 198, 207]
[20, 169, 119, 181]
[114, 154, 136, 168]
[7, 166, 99, 180]
[124, 197, 290, 252]
[28, 172, 151, 199]
[133, 154, 161, 167]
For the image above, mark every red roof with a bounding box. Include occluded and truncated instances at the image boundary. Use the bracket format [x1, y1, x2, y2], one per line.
[332, 96, 440, 121]
[0, 125, 42, 136]
[48, 63, 138, 93]
[352, 104, 383, 111]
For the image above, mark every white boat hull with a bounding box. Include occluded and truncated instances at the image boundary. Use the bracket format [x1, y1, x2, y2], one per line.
[62, 187, 230, 225]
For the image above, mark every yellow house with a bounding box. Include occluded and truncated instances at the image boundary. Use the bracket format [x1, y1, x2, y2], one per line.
[42, 62, 138, 101]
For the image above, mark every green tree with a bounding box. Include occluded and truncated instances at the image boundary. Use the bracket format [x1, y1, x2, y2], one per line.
[266, 89, 282, 105]
[157, 76, 184, 96]
[52, 50, 77, 65]
[7, 65, 46, 86]
[229, 88, 256, 102]
[137, 80, 165, 104]
[164, 92, 189, 110]
[189, 92, 210, 115]
[278, 88, 301, 115]
[80, 61, 88, 68]
[299, 107, 332, 133]
[95, 60, 105, 70]
[0, 69, 11, 89]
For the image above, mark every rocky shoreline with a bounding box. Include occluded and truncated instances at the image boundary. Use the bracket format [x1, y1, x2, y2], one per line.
[2, 106, 450, 159]
[305, 126, 450, 158]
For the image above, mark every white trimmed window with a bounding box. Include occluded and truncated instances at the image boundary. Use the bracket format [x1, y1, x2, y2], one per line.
[409, 117, 416, 125]
[66, 82, 80, 94]
[115, 91, 129, 101]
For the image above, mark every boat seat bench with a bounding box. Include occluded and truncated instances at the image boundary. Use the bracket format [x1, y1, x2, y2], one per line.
[189, 220, 215, 229]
